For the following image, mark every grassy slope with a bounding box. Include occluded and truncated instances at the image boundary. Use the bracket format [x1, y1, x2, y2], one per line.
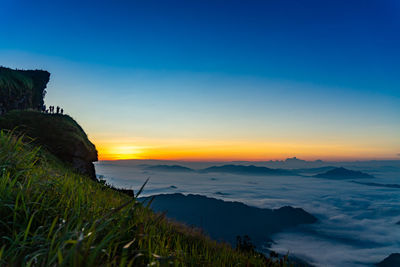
[0, 131, 282, 266]
[0, 110, 96, 158]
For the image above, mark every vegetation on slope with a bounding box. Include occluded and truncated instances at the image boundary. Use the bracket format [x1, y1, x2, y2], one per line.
[0, 110, 98, 179]
[0, 67, 50, 114]
[0, 130, 283, 266]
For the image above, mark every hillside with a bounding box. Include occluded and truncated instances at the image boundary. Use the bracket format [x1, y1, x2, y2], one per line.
[0, 110, 98, 179]
[0, 130, 283, 266]
[0, 66, 50, 114]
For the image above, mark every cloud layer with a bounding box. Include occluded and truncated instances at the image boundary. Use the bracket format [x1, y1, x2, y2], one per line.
[95, 161, 400, 266]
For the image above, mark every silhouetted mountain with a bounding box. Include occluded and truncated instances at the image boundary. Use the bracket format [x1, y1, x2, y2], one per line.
[139, 193, 317, 246]
[214, 191, 230, 196]
[314, 167, 374, 179]
[285, 157, 306, 163]
[376, 253, 400, 267]
[352, 181, 400, 189]
[201, 165, 295, 176]
[144, 165, 194, 172]
[292, 166, 337, 174]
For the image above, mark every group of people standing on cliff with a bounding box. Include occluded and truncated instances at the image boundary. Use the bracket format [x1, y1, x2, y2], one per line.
[42, 105, 63, 115]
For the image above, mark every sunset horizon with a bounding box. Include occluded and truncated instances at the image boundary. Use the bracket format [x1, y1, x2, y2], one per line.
[1, 1, 400, 266]
[96, 141, 400, 162]
[2, 1, 399, 164]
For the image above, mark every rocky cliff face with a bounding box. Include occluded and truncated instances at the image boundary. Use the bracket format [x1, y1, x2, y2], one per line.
[0, 67, 50, 114]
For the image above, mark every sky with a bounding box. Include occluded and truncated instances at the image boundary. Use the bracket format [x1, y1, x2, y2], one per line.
[1, 0, 399, 161]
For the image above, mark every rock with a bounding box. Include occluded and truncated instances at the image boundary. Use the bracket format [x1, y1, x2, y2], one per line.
[72, 157, 97, 180]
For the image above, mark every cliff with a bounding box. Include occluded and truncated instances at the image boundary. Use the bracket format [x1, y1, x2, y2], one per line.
[0, 66, 50, 114]
[0, 110, 98, 179]
[0, 66, 97, 179]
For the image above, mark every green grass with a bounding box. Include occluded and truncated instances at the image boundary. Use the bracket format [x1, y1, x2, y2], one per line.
[0, 130, 285, 266]
[0, 110, 97, 164]
[0, 67, 34, 90]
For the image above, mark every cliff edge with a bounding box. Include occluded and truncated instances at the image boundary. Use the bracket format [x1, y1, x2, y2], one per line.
[0, 110, 98, 179]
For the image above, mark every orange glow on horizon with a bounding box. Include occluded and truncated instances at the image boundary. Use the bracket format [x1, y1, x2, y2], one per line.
[99, 145, 146, 160]
[94, 137, 398, 162]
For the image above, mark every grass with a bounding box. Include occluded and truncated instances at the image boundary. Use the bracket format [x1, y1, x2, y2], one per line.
[0, 130, 285, 266]
[0, 110, 97, 163]
[0, 67, 34, 90]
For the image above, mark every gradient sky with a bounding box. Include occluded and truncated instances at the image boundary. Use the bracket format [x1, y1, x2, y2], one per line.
[1, 0, 399, 161]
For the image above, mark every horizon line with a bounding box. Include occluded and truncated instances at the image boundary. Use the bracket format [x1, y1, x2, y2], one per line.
[97, 157, 400, 162]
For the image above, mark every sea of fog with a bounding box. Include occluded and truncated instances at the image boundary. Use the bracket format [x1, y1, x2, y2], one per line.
[94, 160, 400, 267]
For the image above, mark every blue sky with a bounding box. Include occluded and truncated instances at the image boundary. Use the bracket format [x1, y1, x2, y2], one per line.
[1, 0, 399, 160]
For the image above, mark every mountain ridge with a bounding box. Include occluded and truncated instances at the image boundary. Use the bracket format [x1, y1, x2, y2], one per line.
[139, 193, 317, 246]
[201, 164, 295, 176]
[314, 167, 374, 179]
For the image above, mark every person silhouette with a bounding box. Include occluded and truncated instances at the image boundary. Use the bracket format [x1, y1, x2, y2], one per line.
[60, 108, 63, 114]
[56, 106, 60, 114]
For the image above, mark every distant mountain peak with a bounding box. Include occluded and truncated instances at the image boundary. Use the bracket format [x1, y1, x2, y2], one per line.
[285, 157, 306, 162]
[314, 167, 374, 179]
[202, 164, 295, 176]
[144, 165, 194, 172]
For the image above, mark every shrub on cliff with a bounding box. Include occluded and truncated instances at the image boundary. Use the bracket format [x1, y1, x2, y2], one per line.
[0, 67, 50, 114]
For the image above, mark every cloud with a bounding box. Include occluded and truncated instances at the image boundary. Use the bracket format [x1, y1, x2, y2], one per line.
[96, 160, 400, 267]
